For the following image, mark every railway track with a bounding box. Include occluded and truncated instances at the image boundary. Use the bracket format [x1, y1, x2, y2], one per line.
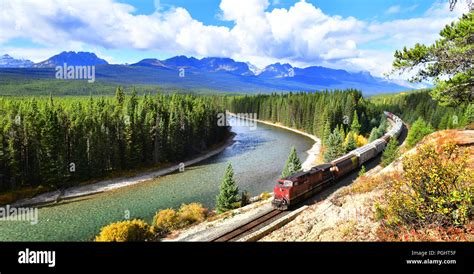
[211, 209, 285, 242]
[210, 113, 407, 242]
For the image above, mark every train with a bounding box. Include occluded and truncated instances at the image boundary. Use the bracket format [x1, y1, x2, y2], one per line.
[272, 111, 403, 210]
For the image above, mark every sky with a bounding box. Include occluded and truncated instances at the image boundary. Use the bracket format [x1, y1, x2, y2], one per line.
[0, 0, 469, 78]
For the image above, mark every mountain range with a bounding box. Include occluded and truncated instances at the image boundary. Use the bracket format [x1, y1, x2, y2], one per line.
[0, 54, 34, 68]
[0, 51, 409, 95]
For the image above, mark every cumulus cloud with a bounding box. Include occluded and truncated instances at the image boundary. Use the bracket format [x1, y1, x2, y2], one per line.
[0, 0, 470, 77]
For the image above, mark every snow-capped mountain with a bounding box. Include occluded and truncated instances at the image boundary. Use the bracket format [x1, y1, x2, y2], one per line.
[0, 54, 34, 68]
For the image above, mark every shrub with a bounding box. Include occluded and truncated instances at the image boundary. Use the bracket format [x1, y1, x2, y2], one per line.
[95, 219, 153, 242]
[241, 191, 251, 207]
[358, 165, 366, 177]
[376, 223, 474, 242]
[153, 209, 179, 232]
[374, 202, 385, 222]
[177, 203, 207, 227]
[383, 143, 473, 228]
[153, 203, 208, 233]
[260, 192, 272, 200]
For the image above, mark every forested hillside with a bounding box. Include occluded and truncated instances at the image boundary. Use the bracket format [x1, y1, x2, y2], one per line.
[227, 90, 473, 136]
[226, 89, 379, 138]
[226, 89, 473, 163]
[0, 89, 229, 192]
[370, 91, 473, 130]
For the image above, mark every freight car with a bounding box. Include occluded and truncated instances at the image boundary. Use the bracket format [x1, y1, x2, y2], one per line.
[272, 111, 404, 210]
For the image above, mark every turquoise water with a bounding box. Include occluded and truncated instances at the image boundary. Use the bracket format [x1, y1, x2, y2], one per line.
[0, 119, 313, 241]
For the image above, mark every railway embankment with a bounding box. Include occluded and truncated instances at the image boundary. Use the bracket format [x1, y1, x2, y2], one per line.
[165, 195, 274, 241]
[261, 130, 474, 241]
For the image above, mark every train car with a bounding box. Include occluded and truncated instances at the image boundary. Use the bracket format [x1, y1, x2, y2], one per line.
[381, 133, 391, 143]
[352, 145, 377, 165]
[272, 111, 404, 210]
[330, 153, 358, 178]
[272, 163, 333, 210]
[372, 139, 387, 153]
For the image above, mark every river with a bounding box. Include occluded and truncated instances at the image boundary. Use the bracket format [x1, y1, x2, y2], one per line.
[0, 117, 314, 241]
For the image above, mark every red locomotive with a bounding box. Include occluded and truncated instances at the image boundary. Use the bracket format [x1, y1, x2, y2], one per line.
[272, 111, 403, 210]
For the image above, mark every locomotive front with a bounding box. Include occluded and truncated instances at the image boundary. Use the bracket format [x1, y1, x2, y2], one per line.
[272, 178, 293, 210]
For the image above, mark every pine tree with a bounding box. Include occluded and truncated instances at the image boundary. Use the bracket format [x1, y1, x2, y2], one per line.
[381, 137, 399, 167]
[323, 128, 344, 162]
[368, 127, 379, 142]
[345, 132, 357, 152]
[39, 103, 64, 185]
[406, 117, 434, 147]
[281, 146, 302, 178]
[322, 118, 331, 146]
[392, 13, 474, 105]
[338, 124, 345, 141]
[216, 162, 239, 213]
[115, 86, 125, 106]
[351, 110, 361, 134]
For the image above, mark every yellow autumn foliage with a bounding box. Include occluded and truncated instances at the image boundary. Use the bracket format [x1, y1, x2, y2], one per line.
[95, 219, 153, 242]
[344, 132, 368, 148]
[383, 143, 473, 227]
[355, 134, 368, 147]
[153, 208, 179, 232]
[153, 203, 207, 232]
[177, 203, 208, 227]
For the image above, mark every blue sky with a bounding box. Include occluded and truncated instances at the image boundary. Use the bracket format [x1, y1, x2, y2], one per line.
[118, 0, 433, 22]
[0, 0, 468, 78]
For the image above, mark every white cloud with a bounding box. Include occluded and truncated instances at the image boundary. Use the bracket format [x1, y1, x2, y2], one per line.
[386, 5, 401, 14]
[0, 0, 470, 78]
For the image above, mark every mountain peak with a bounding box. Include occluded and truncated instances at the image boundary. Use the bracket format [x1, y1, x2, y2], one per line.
[259, 62, 294, 78]
[199, 57, 253, 75]
[131, 58, 167, 68]
[162, 55, 200, 68]
[33, 51, 108, 68]
[0, 54, 34, 68]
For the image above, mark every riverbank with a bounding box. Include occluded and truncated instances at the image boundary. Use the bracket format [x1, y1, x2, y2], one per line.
[227, 112, 321, 170]
[11, 134, 236, 208]
[9, 113, 320, 209]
